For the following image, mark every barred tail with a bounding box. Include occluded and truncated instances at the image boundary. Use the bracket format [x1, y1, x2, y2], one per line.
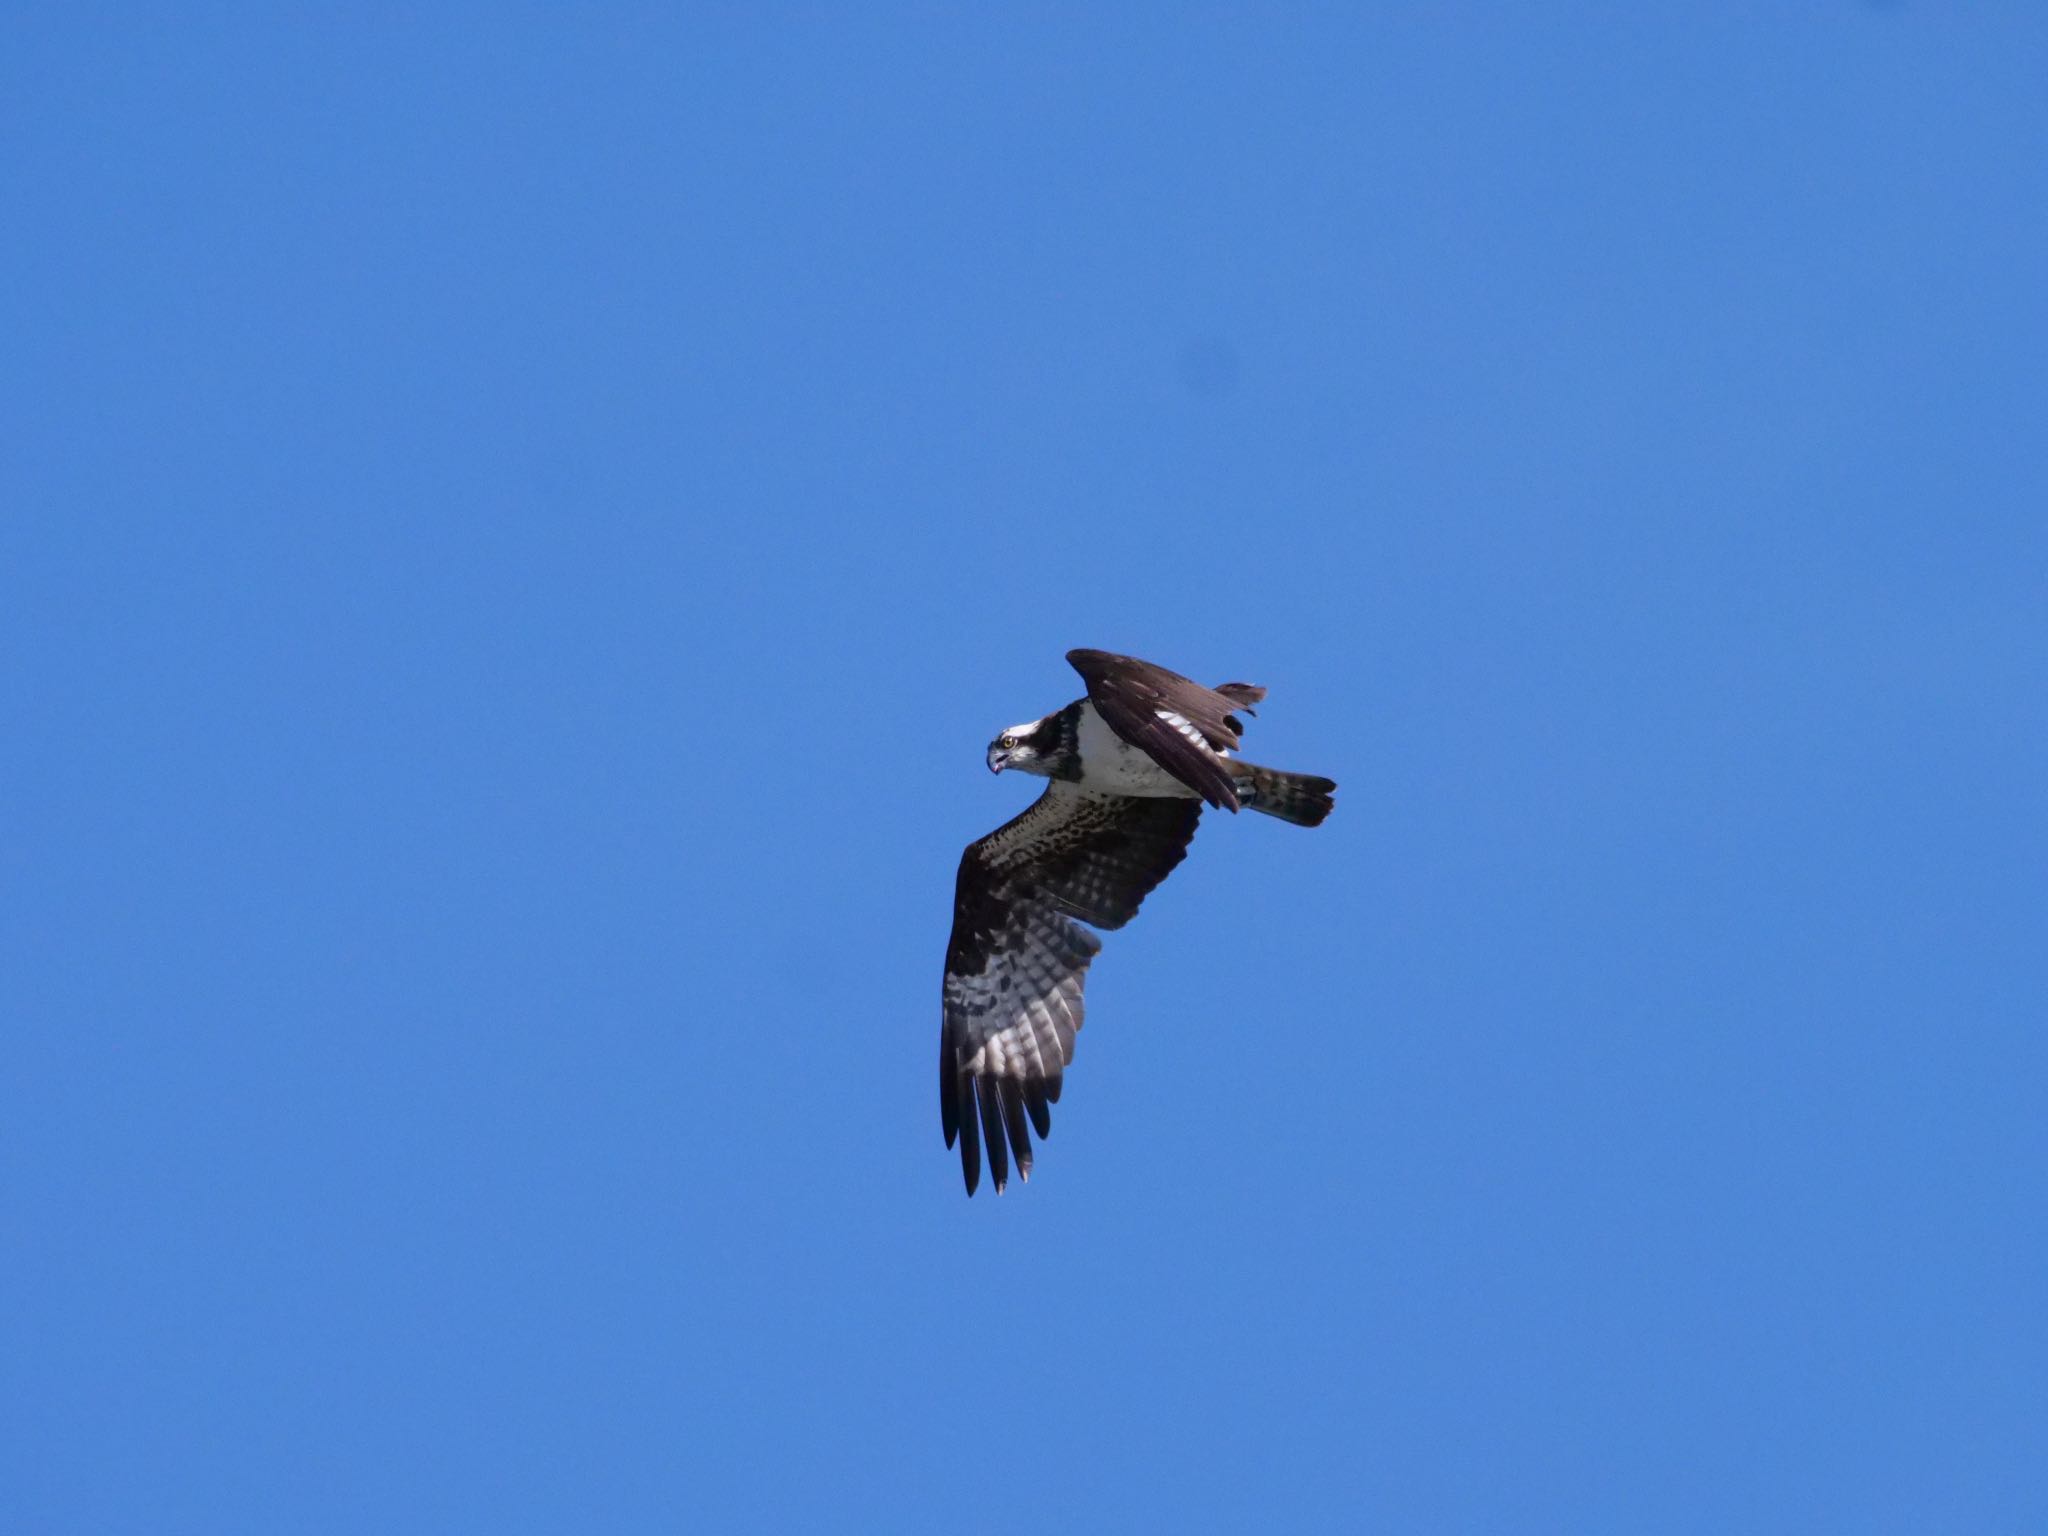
[1234, 764, 1336, 827]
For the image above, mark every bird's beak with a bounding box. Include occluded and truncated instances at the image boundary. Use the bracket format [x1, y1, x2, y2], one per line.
[986, 744, 1009, 774]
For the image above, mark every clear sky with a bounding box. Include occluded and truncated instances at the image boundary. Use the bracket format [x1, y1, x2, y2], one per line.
[4, 7, 2044, 1533]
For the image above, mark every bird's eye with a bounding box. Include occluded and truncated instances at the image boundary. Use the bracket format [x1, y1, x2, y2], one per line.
[1002, 734, 1019, 748]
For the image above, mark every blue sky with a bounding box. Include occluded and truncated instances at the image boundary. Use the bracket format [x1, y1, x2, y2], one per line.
[4, 7, 2044, 1532]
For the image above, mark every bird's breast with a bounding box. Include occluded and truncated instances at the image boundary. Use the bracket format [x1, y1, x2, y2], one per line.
[1073, 703, 1199, 797]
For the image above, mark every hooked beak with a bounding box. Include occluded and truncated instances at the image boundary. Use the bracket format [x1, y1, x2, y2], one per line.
[986, 743, 1009, 774]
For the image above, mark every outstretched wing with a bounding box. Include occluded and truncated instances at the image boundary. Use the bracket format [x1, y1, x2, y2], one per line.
[1067, 648, 1268, 812]
[941, 783, 1204, 1194]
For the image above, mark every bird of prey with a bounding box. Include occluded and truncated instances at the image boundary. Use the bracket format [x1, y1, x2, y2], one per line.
[941, 648, 1335, 1195]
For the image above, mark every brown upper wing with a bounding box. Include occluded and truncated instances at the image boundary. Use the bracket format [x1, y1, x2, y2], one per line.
[1067, 648, 1267, 812]
[940, 783, 1204, 1195]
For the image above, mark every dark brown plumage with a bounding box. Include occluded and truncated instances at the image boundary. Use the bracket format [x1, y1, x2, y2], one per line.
[940, 649, 1335, 1194]
[941, 790, 1201, 1194]
[1066, 648, 1266, 810]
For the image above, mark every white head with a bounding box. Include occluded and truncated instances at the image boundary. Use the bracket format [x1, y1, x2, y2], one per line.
[986, 716, 1057, 776]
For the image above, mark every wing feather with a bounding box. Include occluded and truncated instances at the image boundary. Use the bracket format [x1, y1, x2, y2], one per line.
[939, 782, 1203, 1194]
[1021, 1081, 1053, 1139]
[1067, 648, 1263, 811]
[977, 1077, 1009, 1192]
[998, 1080, 1034, 1180]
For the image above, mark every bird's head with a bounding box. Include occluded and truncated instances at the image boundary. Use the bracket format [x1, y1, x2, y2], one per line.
[986, 716, 1056, 777]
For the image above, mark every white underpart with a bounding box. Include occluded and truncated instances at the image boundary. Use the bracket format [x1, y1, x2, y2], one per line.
[1021, 995, 1058, 1077]
[965, 997, 1060, 1078]
[969, 1029, 1015, 1075]
[1074, 702, 1204, 797]
[1155, 707, 1228, 757]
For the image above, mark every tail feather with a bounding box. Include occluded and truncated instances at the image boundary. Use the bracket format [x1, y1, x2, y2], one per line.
[1234, 764, 1336, 827]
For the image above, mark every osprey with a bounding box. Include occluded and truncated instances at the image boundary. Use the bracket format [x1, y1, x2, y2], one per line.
[941, 648, 1336, 1195]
